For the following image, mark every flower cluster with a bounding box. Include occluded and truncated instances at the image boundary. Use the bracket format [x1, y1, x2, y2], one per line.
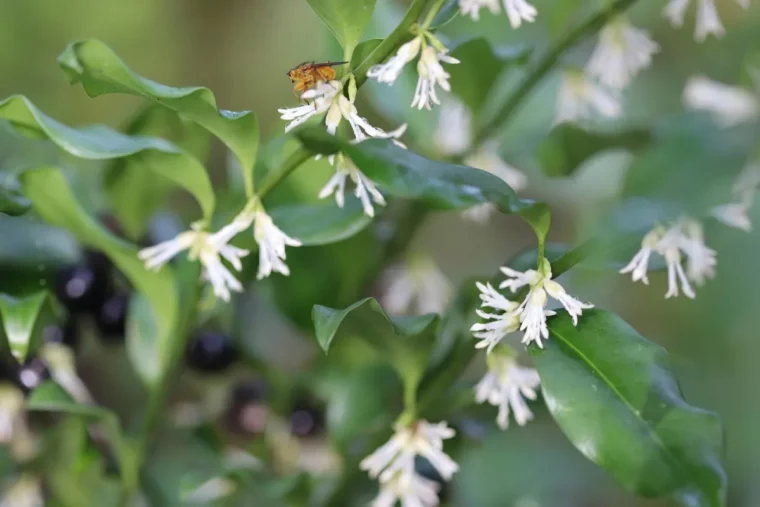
[683, 75, 760, 127]
[368, 31, 460, 110]
[664, 0, 750, 42]
[361, 420, 458, 506]
[319, 153, 386, 218]
[139, 198, 301, 299]
[459, 0, 538, 28]
[381, 253, 452, 315]
[472, 258, 593, 350]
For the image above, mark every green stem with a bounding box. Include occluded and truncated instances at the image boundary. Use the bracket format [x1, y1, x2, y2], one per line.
[551, 239, 598, 277]
[421, 0, 447, 29]
[465, 0, 638, 156]
[353, 0, 429, 88]
[256, 146, 313, 200]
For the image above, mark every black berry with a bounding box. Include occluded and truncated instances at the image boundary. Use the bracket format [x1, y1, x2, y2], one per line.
[55, 251, 111, 315]
[227, 378, 270, 435]
[95, 291, 129, 341]
[186, 331, 238, 373]
[289, 395, 325, 438]
[42, 318, 79, 348]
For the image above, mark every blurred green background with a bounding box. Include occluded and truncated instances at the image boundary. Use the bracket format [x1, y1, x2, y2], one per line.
[1, 0, 760, 506]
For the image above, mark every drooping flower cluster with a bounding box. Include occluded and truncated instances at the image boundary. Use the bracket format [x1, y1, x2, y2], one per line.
[381, 253, 452, 315]
[711, 163, 760, 232]
[361, 420, 458, 507]
[459, 0, 538, 28]
[367, 31, 460, 110]
[555, 69, 622, 124]
[319, 153, 386, 218]
[279, 80, 407, 141]
[474, 345, 541, 430]
[472, 258, 593, 349]
[682, 75, 760, 127]
[664, 0, 750, 42]
[434, 100, 527, 223]
[139, 198, 302, 298]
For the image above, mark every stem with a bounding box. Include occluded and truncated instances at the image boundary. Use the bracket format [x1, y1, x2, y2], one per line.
[551, 239, 598, 277]
[466, 0, 638, 155]
[421, 0, 447, 29]
[353, 0, 428, 88]
[256, 146, 313, 200]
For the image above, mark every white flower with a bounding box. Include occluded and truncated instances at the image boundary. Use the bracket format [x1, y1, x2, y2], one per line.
[371, 472, 441, 507]
[499, 259, 593, 347]
[246, 202, 302, 280]
[413, 46, 460, 110]
[360, 420, 458, 484]
[474, 347, 540, 429]
[586, 17, 659, 89]
[460, 0, 537, 27]
[278, 80, 407, 142]
[656, 224, 697, 299]
[434, 100, 472, 157]
[683, 75, 760, 127]
[0, 475, 43, 507]
[39, 343, 93, 403]
[555, 70, 622, 124]
[382, 254, 452, 315]
[470, 282, 522, 352]
[0, 384, 24, 443]
[319, 153, 386, 217]
[679, 219, 717, 286]
[139, 215, 250, 302]
[619, 227, 664, 285]
[368, 37, 422, 85]
[459, 0, 500, 21]
[182, 477, 236, 503]
[711, 202, 752, 231]
[663, 0, 745, 41]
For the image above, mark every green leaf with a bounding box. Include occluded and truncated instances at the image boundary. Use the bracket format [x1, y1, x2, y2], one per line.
[312, 297, 439, 385]
[448, 38, 531, 115]
[430, 0, 460, 28]
[105, 105, 211, 239]
[0, 182, 31, 216]
[58, 39, 259, 196]
[530, 310, 726, 506]
[297, 132, 551, 249]
[19, 167, 179, 388]
[0, 292, 54, 363]
[305, 0, 377, 54]
[0, 95, 215, 222]
[269, 198, 374, 246]
[350, 38, 383, 70]
[537, 123, 653, 177]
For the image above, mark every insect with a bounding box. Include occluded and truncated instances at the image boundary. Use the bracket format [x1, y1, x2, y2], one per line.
[286, 61, 347, 96]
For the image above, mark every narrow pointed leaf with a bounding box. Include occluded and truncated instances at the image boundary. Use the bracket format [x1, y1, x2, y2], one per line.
[305, 0, 377, 54]
[0, 292, 53, 363]
[297, 132, 551, 249]
[312, 297, 439, 384]
[449, 38, 531, 114]
[19, 167, 179, 388]
[58, 39, 258, 195]
[530, 310, 726, 507]
[0, 95, 215, 221]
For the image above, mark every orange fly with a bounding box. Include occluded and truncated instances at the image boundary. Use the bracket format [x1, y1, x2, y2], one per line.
[286, 61, 347, 97]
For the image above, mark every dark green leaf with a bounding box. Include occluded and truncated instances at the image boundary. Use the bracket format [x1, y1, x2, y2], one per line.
[0, 95, 215, 222]
[530, 310, 726, 506]
[0, 183, 30, 216]
[350, 38, 383, 70]
[312, 297, 438, 385]
[269, 198, 373, 246]
[58, 39, 259, 196]
[297, 132, 551, 248]
[449, 38, 531, 114]
[0, 292, 54, 363]
[0, 216, 81, 270]
[305, 0, 376, 54]
[105, 105, 211, 239]
[537, 123, 653, 177]
[430, 0, 460, 28]
[19, 167, 179, 389]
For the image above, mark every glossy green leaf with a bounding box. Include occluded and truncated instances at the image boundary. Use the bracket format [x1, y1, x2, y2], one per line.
[105, 105, 211, 239]
[312, 297, 439, 385]
[350, 38, 383, 69]
[0, 216, 81, 270]
[537, 123, 653, 177]
[0, 95, 215, 222]
[305, 0, 376, 54]
[58, 39, 259, 196]
[0, 183, 30, 216]
[530, 310, 726, 506]
[19, 167, 179, 388]
[269, 197, 373, 246]
[430, 0, 460, 28]
[297, 132, 551, 248]
[0, 292, 53, 363]
[449, 38, 531, 114]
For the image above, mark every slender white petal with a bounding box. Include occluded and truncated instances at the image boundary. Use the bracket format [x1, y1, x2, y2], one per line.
[502, 0, 538, 28]
[251, 207, 302, 280]
[459, 0, 501, 21]
[657, 226, 697, 299]
[683, 75, 760, 127]
[475, 351, 540, 429]
[371, 472, 441, 507]
[368, 37, 423, 85]
[556, 71, 622, 124]
[664, 0, 690, 27]
[695, 0, 725, 41]
[319, 154, 386, 217]
[543, 280, 594, 326]
[711, 202, 752, 231]
[586, 18, 659, 89]
[679, 220, 717, 286]
[619, 228, 663, 285]
[412, 46, 460, 110]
